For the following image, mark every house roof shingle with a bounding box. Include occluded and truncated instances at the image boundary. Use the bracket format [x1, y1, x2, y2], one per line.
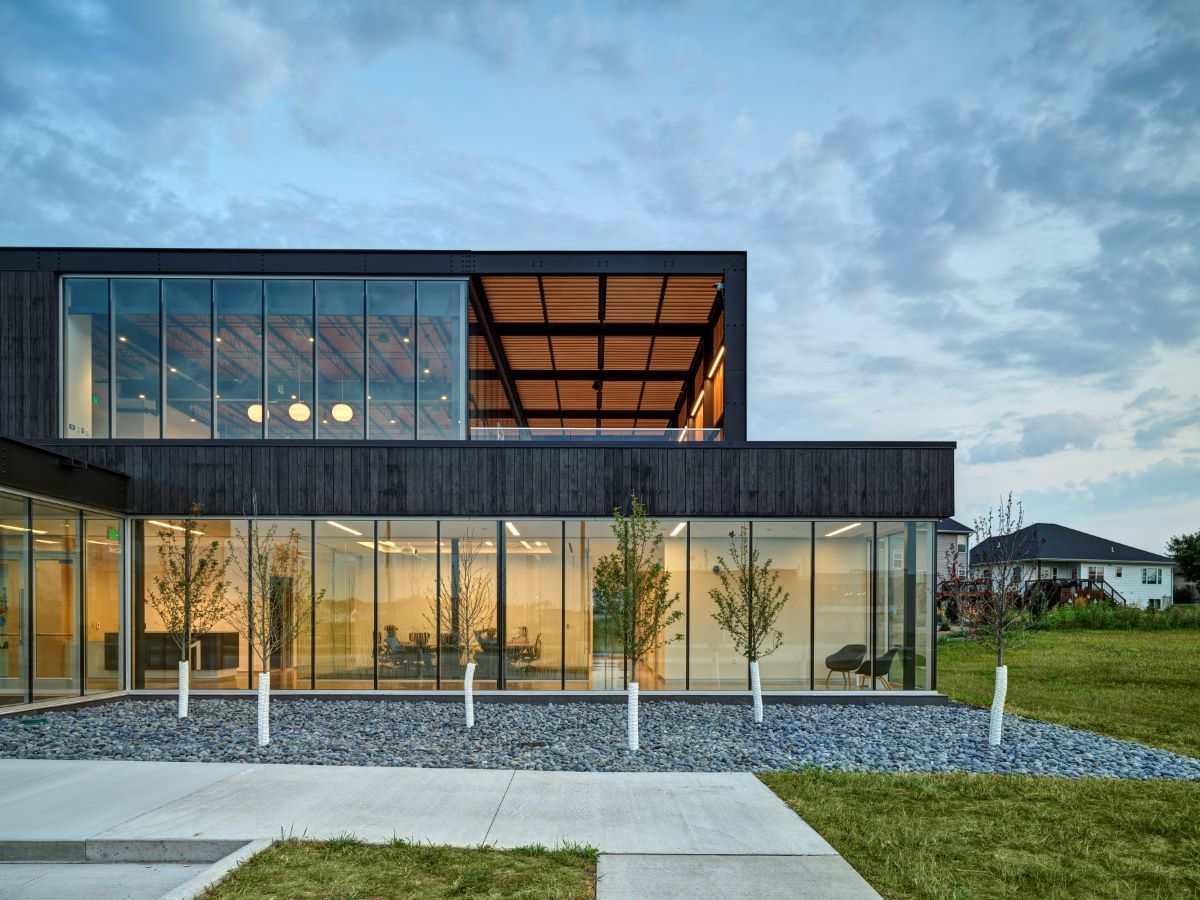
[936, 517, 973, 535]
[970, 522, 1173, 566]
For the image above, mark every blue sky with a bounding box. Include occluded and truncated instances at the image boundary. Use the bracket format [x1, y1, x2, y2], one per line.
[1, 0, 1197, 552]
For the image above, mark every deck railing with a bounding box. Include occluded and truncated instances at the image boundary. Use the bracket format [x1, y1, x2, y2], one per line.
[471, 426, 723, 443]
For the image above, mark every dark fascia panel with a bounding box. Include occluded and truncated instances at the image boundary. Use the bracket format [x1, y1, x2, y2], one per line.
[0, 248, 747, 277]
[0, 434, 129, 512]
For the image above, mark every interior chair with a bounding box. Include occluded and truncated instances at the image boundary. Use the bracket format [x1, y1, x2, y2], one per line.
[824, 644, 867, 687]
[854, 648, 900, 690]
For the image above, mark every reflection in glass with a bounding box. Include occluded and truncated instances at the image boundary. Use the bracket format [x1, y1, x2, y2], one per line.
[112, 278, 161, 438]
[377, 520, 437, 689]
[163, 279, 212, 438]
[753, 521, 812, 690]
[876, 522, 906, 689]
[250, 519, 311, 690]
[0, 492, 29, 705]
[317, 281, 366, 440]
[214, 280, 263, 439]
[266, 280, 315, 439]
[84, 517, 122, 692]
[914, 522, 933, 690]
[32, 502, 79, 699]
[815, 521, 872, 690]
[63, 278, 110, 438]
[439, 521, 497, 689]
[688, 521, 748, 690]
[504, 521, 562, 689]
[416, 282, 467, 439]
[314, 521, 372, 689]
[368, 281, 416, 439]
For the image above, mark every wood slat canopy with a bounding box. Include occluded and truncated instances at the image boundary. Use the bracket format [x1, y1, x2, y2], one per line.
[475, 274, 721, 428]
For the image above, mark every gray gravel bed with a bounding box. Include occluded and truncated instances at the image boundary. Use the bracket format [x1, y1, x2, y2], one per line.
[2, 698, 1197, 779]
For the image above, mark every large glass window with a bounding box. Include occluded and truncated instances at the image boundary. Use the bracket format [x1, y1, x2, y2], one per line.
[314, 520, 373, 689]
[754, 521, 812, 690]
[32, 502, 80, 700]
[688, 521, 748, 690]
[377, 520, 437, 689]
[83, 516, 122, 693]
[504, 520, 562, 689]
[416, 282, 467, 439]
[563, 520, 597, 690]
[163, 279, 212, 438]
[317, 281, 366, 440]
[63, 278, 110, 438]
[112, 279, 161, 438]
[214, 280, 263, 439]
[0, 493, 29, 706]
[265, 280, 315, 439]
[815, 521, 872, 690]
[367, 281, 416, 439]
[439, 521, 498, 689]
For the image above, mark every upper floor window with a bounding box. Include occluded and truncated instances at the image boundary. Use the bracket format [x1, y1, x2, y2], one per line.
[62, 277, 467, 441]
[1142, 568, 1162, 585]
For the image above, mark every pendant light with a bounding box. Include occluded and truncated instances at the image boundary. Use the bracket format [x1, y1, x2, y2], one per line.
[247, 403, 264, 423]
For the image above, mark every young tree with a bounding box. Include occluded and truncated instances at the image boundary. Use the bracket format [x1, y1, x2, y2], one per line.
[145, 503, 231, 719]
[436, 531, 495, 729]
[227, 520, 324, 746]
[592, 495, 683, 752]
[952, 493, 1038, 746]
[708, 526, 789, 723]
[1166, 531, 1200, 589]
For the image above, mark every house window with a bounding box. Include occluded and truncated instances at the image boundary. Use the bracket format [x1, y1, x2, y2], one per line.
[1115, 566, 1122, 578]
[1142, 568, 1162, 585]
[957, 538, 967, 552]
[1087, 565, 1103, 581]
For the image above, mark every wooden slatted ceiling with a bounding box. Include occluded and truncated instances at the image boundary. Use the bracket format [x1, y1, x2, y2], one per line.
[604, 277, 662, 323]
[480, 276, 542, 322]
[477, 274, 718, 424]
[541, 277, 598, 321]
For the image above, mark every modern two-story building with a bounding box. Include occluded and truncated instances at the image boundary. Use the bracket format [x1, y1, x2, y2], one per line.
[0, 249, 955, 706]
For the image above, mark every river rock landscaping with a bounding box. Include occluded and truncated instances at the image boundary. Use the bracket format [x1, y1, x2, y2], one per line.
[2, 698, 1197, 779]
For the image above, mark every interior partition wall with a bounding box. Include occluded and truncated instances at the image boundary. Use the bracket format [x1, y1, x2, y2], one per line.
[0, 489, 124, 705]
[133, 516, 936, 693]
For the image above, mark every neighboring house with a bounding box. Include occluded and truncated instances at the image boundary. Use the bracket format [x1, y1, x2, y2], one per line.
[0, 247, 956, 707]
[970, 522, 1175, 610]
[936, 517, 973, 582]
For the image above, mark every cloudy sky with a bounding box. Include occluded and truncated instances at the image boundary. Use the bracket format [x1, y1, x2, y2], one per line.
[1, 0, 1197, 552]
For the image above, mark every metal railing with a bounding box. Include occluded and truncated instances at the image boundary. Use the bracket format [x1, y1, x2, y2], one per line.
[471, 426, 723, 443]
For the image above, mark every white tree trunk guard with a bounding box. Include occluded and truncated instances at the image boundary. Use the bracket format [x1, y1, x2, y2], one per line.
[627, 680, 639, 752]
[177, 660, 189, 719]
[257, 671, 271, 747]
[750, 660, 763, 723]
[464, 662, 476, 729]
[989, 664, 1008, 746]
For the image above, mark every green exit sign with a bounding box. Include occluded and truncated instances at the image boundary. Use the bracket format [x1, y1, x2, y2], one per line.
[106, 527, 119, 541]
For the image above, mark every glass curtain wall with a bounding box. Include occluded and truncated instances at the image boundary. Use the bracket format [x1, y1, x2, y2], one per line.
[132, 517, 934, 693]
[753, 522, 812, 690]
[314, 520, 372, 690]
[504, 520, 563, 689]
[815, 522, 872, 690]
[688, 521, 748, 690]
[0, 493, 29, 706]
[377, 520, 437, 689]
[83, 517, 122, 693]
[63, 277, 465, 441]
[31, 501, 80, 699]
[439, 521, 498, 689]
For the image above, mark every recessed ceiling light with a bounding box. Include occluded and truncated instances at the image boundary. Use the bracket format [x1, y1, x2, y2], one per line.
[824, 522, 862, 538]
[325, 520, 363, 536]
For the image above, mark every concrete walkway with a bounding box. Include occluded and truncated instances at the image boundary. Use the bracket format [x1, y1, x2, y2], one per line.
[0, 759, 878, 899]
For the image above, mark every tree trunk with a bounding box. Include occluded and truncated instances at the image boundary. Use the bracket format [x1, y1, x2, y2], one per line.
[750, 660, 763, 723]
[257, 671, 271, 747]
[627, 680, 639, 752]
[463, 662, 476, 729]
[177, 659, 189, 719]
[989, 665, 1007, 746]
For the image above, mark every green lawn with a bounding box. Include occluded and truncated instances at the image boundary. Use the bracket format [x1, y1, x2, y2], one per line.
[202, 838, 596, 900]
[761, 769, 1200, 900]
[937, 630, 1200, 758]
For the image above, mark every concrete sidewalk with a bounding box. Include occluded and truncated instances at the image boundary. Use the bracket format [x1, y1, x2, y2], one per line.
[0, 759, 877, 898]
